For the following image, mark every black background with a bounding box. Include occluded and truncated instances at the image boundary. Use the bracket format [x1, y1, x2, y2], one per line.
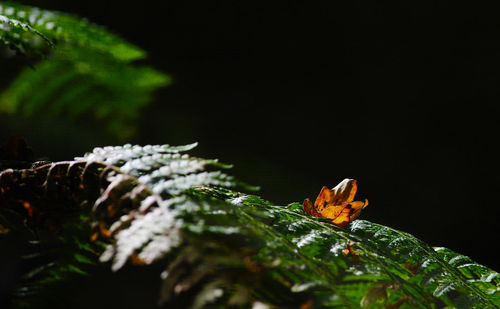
[1, 0, 499, 274]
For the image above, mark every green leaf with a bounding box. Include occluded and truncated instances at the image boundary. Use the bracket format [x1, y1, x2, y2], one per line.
[0, 2, 169, 140]
[1, 143, 498, 308]
[0, 47, 170, 139]
[0, 2, 142, 60]
[0, 11, 52, 54]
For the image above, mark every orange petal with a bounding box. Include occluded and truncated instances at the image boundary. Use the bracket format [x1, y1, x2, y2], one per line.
[303, 198, 321, 217]
[350, 199, 368, 211]
[331, 206, 352, 227]
[314, 186, 331, 212]
[329, 179, 357, 205]
[319, 204, 348, 220]
[349, 199, 368, 222]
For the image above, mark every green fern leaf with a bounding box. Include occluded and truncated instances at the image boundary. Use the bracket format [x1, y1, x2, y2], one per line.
[0, 47, 170, 139]
[0, 2, 142, 60]
[1, 143, 498, 308]
[0, 9, 52, 54]
[0, 2, 169, 140]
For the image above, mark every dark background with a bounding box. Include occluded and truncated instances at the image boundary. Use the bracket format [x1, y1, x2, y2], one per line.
[1, 0, 499, 275]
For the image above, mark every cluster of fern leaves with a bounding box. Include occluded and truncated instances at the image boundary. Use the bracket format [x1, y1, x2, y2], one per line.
[0, 2, 169, 139]
[1, 143, 498, 309]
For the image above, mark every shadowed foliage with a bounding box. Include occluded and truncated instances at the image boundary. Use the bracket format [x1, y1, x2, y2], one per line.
[0, 1, 170, 140]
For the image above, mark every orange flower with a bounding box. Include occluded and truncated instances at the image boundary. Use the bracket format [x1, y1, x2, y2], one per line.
[303, 179, 368, 228]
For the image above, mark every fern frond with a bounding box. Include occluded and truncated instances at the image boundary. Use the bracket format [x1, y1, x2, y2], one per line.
[0, 47, 170, 138]
[0, 10, 51, 54]
[434, 247, 500, 300]
[77, 143, 200, 165]
[1, 143, 498, 308]
[0, 2, 142, 60]
[0, 2, 169, 140]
